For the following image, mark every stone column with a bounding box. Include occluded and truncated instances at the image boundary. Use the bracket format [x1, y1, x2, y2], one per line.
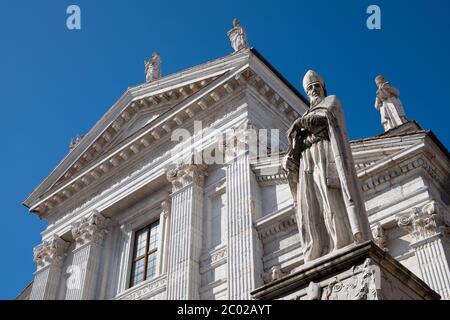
[397, 201, 450, 299]
[30, 236, 70, 300]
[65, 210, 110, 300]
[166, 164, 207, 300]
[225, 126, 264, 300]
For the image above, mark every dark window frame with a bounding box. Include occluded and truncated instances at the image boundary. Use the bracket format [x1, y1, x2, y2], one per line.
[129, 220, 159, 288]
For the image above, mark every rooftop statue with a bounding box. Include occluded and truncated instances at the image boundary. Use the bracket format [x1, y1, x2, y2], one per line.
[144, 52, 161, 83]
[282, 70, 372, 263]
[227, 19, 249, 52]
[69, 134, 84, 151]
[375, 75, 408, 131]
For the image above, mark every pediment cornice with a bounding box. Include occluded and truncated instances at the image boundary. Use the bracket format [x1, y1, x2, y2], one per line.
[250, 132, 449, 195]
[25, 49, 308, 217]
[353, 133, 449, 194]
[24, 50, 252, 210]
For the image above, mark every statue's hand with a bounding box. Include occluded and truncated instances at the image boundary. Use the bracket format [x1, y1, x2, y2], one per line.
[282, 155, 299, 174]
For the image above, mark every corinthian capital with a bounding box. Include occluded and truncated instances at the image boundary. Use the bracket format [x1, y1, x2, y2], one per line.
[33, 235, 70, 269]
[71, 210, 110, 247]
[166, 164, 208, 191]
[397, 201, 448, 244]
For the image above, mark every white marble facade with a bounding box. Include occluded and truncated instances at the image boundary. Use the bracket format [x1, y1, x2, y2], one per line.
[22, 48, 450, 300]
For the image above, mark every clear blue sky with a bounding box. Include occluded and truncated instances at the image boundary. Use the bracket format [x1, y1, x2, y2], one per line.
[0, 0, 449, 299]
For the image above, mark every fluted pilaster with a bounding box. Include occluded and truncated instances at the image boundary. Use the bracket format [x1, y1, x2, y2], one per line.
[166, 164, 207, 299]
[65, 210, 110, 300]
[397, 201, 450, 299]
[225, 136, 264, 299]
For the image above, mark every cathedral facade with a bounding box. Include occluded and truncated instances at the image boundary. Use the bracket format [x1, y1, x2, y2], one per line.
[20, 24, 450, 300]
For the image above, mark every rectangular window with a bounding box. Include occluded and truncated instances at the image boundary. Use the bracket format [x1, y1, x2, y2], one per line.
[130, 220, 159, 288]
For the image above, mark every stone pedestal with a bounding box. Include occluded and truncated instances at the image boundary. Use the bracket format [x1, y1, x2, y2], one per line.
[251, 241, 440, 300]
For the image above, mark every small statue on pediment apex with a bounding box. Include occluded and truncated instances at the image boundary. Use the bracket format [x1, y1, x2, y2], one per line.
[144, 52, 161, 83]
[227, 18, 249, 52]
[375, 75, 408, 131]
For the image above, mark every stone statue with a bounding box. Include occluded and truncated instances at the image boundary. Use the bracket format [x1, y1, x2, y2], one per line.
[144, 52, 161, 83]
[375, 75, 408, 131]
[69, 134, 84, 151]
[227, 19, 249, 52]
[282, 70, 371, 263]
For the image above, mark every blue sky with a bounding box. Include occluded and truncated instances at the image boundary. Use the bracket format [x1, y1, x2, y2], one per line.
[0, 0, 449, 299]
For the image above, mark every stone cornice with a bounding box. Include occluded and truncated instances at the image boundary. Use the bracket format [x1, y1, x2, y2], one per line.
[248, 49, 309, 108]
[353, 132, 449, 177]
[255, 206, 296, 241]
[356, 141, 425, 179]
[250, 152, 288, 186]
[33, 235, 70, 270]
[255, 171, 287, 186]
[258, 215, 297, 240]
[355, 132, 449, 195]
[359, 153, 448, 193]
[242, 138, 448, 197]
[130, 49, 251, 96]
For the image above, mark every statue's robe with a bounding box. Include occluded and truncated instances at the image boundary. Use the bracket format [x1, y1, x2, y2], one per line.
[375, 84, 407, 131]
[227, 27, 248, 52]
[285, 96, 371, 262]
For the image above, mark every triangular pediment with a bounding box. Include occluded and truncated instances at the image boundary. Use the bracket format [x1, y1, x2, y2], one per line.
[24, 54, 244, 210]
[351, 121, 425, 170]
[114, 108, 162, 143]
[24, 48, 309, 215]
[351, 130, 429, 174]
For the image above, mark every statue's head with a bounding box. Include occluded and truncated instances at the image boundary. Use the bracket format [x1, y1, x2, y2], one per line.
[375, 75, 386, 86]
[303, 70, 326, 107]
[152, 52, 160, 61]
[233, 18, 240, 27]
